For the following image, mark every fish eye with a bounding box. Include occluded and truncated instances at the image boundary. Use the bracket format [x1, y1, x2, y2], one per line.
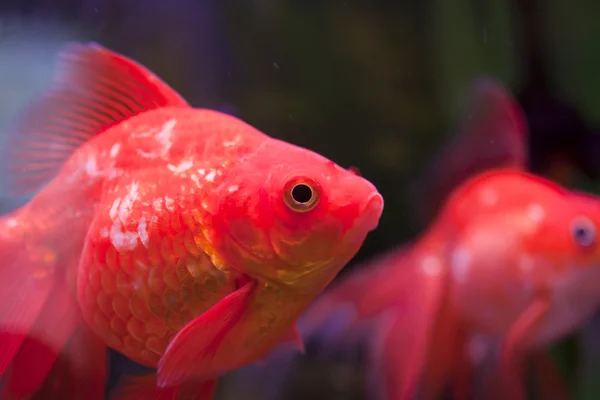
[283, 180, 320, 212]
[571, 217, 596, 248]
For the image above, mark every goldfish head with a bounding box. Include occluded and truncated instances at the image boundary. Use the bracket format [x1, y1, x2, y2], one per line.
[442, 169, 600, 346]
[212, 139, 383, 294]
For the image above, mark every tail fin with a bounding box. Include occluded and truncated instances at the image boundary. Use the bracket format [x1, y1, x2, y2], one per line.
[0, 211, 106, 399]
[0, 210, 60, 374]
[31, 324, 107, 400]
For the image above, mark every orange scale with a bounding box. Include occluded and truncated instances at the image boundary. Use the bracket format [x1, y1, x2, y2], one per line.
[172, 235, 188, 259]
[184, 231, 202, 257]
[162, 267, 181, 291]
[115, 270, 135, 298]
[124, 335, 144, 353]
[148, 266, 166, 293]
[110, 315, 128, 337]
[104, 244, 120, 272]
[160, 237, 176, 265]
[145, 335, 167, 355]
[100, 270, 117, 295]
[118, 250, 136, 277]
[146, 319, 169, 338]
[141, 349, 160, 365]
[148, 293, 168, 318]
[170, 213, 182, 233]
[96, 291, 113, 316]
[93, 311, 111, 333]
[112, 292, 132, 320]
[87, 267, 102, 291]
[129, 293, 153, 321]
[165, 311, 184, 331]
[147, 242, 163, 267]
[163, 289, 184, 313]
[126, 316, 146, 342]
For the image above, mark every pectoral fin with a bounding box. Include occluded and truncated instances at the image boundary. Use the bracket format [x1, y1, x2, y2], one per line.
[486, 297, 550, 400]
[369, 259, 450, 400]
[157, 281, 256, 387]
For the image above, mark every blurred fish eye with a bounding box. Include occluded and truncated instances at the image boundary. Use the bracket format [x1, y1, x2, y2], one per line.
[570, 216, 596, 248]
[283, 179, 320, 212]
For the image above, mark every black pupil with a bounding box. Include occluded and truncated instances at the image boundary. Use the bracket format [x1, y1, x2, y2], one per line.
[291, 184, 313, 204]
[574, 224, 595, 246]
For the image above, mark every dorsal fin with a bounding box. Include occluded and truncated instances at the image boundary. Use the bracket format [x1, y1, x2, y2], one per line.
[0, 42, 190, 197]
[411, 76, 528, 224]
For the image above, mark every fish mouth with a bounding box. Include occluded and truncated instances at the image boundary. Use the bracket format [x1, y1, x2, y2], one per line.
[360, 192, 384, 232]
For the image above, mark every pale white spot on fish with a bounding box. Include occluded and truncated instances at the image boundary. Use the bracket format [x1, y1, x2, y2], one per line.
[109, 221, 138, 251]
[118, 181, 140, 222]
[152, 199, 162, 212]
[99, 227, 109, 238]
[227, 185, 239, 193]
[191, 174, 203, 188]
[136, 119, 177, 158]
[167, 158, 194, 175]
[479, 188, 498, 207]
[451, 247, 471, 284]
[6, 218, 17, 228]
[109, 198, 121, 220]
[85, 156, 98, 177]
[156, 119, 176, 153]
[137, 217, 149, 248]
[421, 255, 442, 276]
[110, 143, 121, 158]
[223, 135, 241, 147]
[526, 203, 545, 223]
[107, 169, 123, 181]
[164, 197, 175, 212]
[205, 170, 216, 182]
[131, 125, 152, 138]
[197, 168, 206, 176]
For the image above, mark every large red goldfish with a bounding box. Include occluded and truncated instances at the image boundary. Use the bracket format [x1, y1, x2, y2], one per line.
[296, 168, 600, 400]
[0, 42, 383, 399]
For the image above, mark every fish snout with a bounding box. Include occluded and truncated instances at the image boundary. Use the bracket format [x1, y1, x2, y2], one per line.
[361, 191, 384, 232]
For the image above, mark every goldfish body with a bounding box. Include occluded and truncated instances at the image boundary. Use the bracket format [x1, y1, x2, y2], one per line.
[295, 169, 600, 400]
[0, 43, 383, 399]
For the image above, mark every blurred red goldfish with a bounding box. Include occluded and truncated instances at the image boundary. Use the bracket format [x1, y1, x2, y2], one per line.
[300, 168, 600, 400]
[0, 43, 383, 399]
